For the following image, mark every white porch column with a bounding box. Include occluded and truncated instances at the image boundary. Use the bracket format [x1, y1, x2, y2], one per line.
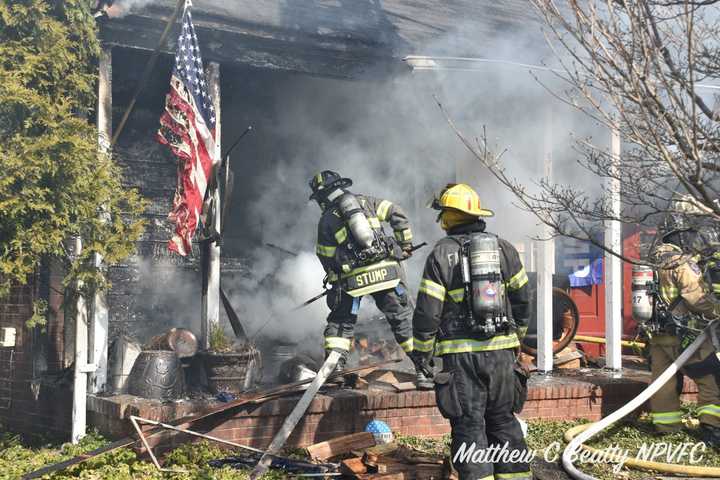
[201, 61, 221, 350]
[605, 128, 623, 371]
[89, 46, 112, 394]
[71, 237, 88, 443]
[537, 111, 554, 373]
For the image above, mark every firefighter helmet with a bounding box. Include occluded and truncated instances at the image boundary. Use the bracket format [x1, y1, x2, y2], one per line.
[661, 213, 710, 254]
[431, 183, 494, 217]
[309, 170, 352, 201]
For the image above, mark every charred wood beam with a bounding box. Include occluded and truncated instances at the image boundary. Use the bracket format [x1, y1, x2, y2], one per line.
[100, 13, 390, 79]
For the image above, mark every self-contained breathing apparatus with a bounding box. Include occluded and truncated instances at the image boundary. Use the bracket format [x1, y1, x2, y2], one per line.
[631, 264, 702, 338]
[459, 233, 512, 338]
[337, 192, 396, 269]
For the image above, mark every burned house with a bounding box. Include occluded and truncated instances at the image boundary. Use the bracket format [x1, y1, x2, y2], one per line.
[1, 0, 631, 445]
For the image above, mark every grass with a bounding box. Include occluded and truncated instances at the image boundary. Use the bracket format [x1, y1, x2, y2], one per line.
[3, 413, 720, 480]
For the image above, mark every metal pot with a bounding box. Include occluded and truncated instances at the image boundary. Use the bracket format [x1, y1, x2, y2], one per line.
[127, 350, 185, 401]
[200, 345, 262, 394]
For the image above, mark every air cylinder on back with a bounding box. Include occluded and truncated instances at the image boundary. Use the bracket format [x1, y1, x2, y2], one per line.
[632, 265, 654, 323]
[469, 233, 504, 319]
[338, 193, 375, 249]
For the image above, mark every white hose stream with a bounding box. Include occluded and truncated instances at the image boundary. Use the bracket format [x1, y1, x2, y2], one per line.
[562, 329, 710, 480]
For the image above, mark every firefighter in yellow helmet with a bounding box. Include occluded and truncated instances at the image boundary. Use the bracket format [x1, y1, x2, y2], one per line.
[309, 171, 424, 384]
[646, 215, 720, 447]
[410, 183, 532, 480]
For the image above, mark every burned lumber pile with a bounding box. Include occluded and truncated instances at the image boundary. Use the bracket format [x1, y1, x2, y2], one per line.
[313, 433, 455, 479]
[210, 432, 455, 479]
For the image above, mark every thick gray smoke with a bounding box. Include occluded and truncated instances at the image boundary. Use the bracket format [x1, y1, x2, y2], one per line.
[221, 22, 607, 348]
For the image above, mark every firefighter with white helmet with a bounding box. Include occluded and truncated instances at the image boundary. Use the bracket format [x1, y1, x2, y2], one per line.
[410, 183, 531, 480]
[309, 170, 427, 385]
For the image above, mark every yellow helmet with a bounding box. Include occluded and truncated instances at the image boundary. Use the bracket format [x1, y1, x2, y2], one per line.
[432, 183, 494, 217]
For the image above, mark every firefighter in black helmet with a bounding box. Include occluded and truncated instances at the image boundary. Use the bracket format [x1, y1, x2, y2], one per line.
[309, 170, 427, 385]
[646, 211, 720, 446]
[410, 184, 531, 480]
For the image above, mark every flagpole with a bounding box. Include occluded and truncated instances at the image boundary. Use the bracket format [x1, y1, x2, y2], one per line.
[110, 0, 185, 148]
[201, 61, 222, 350]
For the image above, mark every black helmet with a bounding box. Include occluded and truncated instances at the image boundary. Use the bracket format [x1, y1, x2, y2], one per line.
[661, 215, 715, 255]
[308, 170, 352, 201]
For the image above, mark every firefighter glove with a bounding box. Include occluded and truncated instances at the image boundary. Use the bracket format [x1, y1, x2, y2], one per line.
[409, 350, 434, 378]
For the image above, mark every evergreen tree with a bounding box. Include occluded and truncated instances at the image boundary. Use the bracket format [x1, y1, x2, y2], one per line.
[0, 0, 145, 303]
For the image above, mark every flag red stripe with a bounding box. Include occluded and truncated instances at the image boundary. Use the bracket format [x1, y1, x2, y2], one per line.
[158, 74, 216, 256]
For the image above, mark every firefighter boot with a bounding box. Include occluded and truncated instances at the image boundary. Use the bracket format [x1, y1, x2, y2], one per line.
[324, 349, 348, 387]
[700, 424, 720, 449]
[324, 349, 347, 374]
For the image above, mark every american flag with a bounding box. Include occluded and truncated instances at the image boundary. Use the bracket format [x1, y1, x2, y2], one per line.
[158, 1, 217, 256]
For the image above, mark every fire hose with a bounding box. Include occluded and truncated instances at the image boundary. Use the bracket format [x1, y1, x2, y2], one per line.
[573, 335, 646, 349]
[562, 325, 720, 479]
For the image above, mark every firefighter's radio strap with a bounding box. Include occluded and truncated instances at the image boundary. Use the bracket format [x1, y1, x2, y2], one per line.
[341, 260, 401, 297]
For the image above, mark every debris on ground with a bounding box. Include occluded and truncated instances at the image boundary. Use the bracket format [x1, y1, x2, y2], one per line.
[209, 453, 338, 476]
[306, 432, 377, 461]
[328, 441, 451, 479]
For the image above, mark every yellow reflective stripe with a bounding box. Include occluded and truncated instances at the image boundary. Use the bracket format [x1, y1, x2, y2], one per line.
[413, 337, 435, 353]
[335, 227, 348, 244]
[394, 229, 413, 242]
[506, 267, 528, 290]
[316, 244, 336, 257]
[660, 286, 679, 303]
[315, 172, 323, 183]
[398, 338, 414, 352]
[447, 288, 464, 303]
[376, 200, 393, 221]
[650, 411, 683, 424]
[713, 284, 720, 294]
[324, 337, 351, 351]
[698, 404, 720, 417]
[340, 260, 399, 278]
[368, 216, 381, 229]
[435, 334, 520, 355]
[497, 472, 532, 480]
[419, 278, 446, 302]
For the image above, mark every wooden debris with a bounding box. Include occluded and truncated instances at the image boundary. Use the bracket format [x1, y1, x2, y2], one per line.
[554, 348, 583, 368]
[353, 376, 370, 390]
[415, 463, 445, 479]
[22, 358, 402, 479]
[355, 465, 444, 480]
[306, 432, 376, 461]
[365, 369, 416, 385]
[392, 382, 417, 392]
[367, 380, 398, 392]
[341, 457, 368, 475]
[357, 442, 400, 459]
